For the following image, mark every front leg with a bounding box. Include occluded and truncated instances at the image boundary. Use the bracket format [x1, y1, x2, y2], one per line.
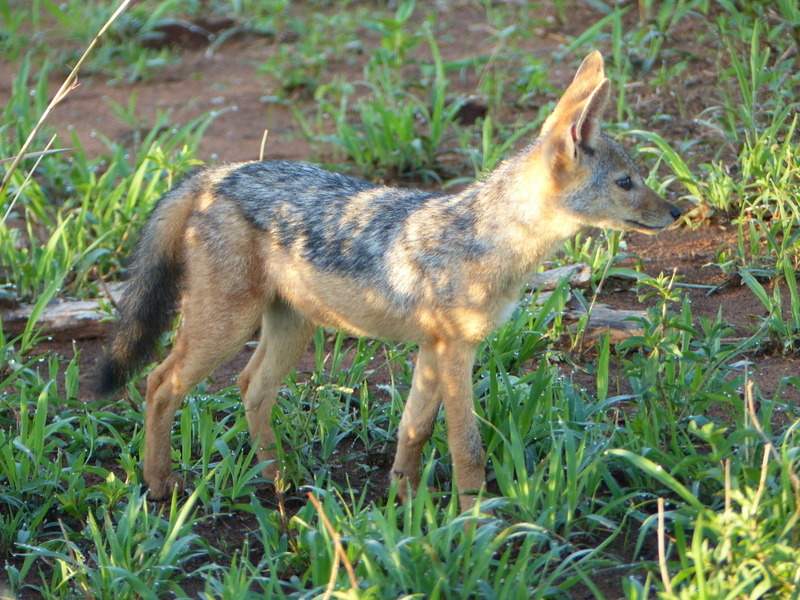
[391, 343, 442, 501]
[435, 339, 485, 513]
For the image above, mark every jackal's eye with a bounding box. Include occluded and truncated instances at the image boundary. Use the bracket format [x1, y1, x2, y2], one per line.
[616, 176, 633, 191]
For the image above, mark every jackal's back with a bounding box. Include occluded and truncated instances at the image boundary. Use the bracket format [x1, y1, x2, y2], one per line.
[218, 162, 454, 278]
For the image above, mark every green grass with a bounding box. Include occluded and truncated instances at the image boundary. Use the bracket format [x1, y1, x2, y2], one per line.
[2, 0, 800, 598]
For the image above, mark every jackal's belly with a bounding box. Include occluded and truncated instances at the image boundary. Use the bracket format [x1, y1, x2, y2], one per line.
[272, 262, 503, 343]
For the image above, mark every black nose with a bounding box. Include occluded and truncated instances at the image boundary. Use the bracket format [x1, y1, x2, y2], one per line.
[670, 205, 681, 220]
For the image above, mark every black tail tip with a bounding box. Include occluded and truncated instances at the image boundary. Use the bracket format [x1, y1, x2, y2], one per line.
[94, 358, 129, 399]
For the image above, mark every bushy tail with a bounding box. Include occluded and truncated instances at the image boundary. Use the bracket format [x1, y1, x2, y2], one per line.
[95, 184, 191, 397]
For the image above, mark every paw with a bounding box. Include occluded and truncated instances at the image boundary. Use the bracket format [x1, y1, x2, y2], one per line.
[260, 461, 280, 484]
[458, 489, 497, 522]
[391, 470, 422, 504]
[145, 474, 185, 500]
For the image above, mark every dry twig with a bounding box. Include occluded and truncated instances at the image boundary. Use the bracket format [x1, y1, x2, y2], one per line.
[307, 491, 359, 599]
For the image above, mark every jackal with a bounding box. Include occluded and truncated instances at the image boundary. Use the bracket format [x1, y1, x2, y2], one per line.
[97, 51, 680, 510]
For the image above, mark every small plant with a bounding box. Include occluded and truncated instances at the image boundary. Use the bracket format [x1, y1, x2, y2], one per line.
[613, 409, 800, 599]
[740, 264, 800, 353]
[19, 490, 205, 599]
[259, 10, 364, 98]
[295, 4, 473, 181]
[1, 106, 213, 303]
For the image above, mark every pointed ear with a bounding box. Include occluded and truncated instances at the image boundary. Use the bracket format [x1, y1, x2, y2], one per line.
[572, 78, 610, 149]
[541, 51, 607, 137]
[571, 51, 606, 96]
[542, 77, 610, 171]
[558, 51, 607, 111]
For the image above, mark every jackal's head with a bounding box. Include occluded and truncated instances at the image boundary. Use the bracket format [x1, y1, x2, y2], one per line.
[538, 51, 681, 234]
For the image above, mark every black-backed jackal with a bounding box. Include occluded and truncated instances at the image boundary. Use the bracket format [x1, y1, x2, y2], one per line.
[97, 52, 680, 511]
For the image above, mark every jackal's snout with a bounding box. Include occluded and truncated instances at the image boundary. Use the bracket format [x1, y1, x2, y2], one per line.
[626, 186, 682, 233]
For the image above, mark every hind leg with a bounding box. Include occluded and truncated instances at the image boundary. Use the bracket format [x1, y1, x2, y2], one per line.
[144, 296, 261, 499]
[238, 300, 315, 483]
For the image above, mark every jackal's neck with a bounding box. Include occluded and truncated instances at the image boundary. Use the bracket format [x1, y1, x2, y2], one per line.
[466, 146, 583, 280]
